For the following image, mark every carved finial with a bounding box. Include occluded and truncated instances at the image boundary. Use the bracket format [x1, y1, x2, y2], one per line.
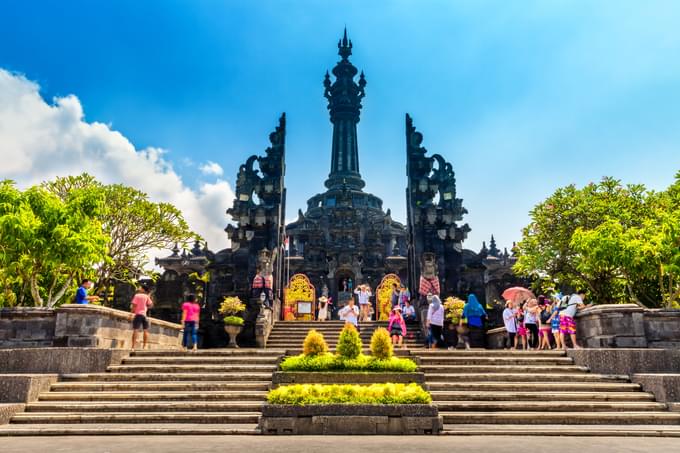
[338, 27, 352, 59]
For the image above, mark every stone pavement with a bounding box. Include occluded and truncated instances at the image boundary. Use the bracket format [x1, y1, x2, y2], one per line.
[2, 436, 680, 453]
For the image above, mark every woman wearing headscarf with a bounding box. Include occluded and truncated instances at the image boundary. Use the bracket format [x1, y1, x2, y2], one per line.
[461, 294, 487, 348]
[426, 295, 445, 349]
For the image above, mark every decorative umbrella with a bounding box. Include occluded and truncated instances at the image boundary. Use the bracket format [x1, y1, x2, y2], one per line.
[501, 287, 535, 303]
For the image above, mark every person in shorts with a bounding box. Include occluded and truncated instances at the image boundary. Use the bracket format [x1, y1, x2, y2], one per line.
[130, 286, 153, 350]
[560, 290, 588, 350]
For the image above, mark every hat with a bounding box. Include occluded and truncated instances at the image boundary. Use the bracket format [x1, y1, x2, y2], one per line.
[393, 306, 402, 312]
[319, 296, 328, 302]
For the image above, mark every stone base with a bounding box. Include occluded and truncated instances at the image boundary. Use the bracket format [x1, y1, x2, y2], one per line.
[633, 374, 680, 403]
[271, 371, 425, 387]
[260, 404, 442, 435]
[0, 374, 58, 403]
[567, 349, 680, 375]
[0, 404, 24, 425]
[0, 348, 129, 374]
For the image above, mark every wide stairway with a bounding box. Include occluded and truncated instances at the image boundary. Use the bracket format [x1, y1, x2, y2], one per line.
[266, 320, 422, 350]
[0, 349, 285, 435]
[418, 349, 680, 436]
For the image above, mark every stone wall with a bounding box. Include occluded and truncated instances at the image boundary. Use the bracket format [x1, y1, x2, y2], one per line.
[632, 374, 680, 403]
[644, 309, 680, 348]
[0, 308, 56, 348]
[567, 349, 680, 375]
[0, 374, 58, 403]
[0, 348, 129, 374]
[0, 305, 182, 350]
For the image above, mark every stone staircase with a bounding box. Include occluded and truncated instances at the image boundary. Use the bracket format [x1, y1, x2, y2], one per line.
[0, 349, 285, 435]
[266, 320, 423, 351]
[416, 349, 680, 436]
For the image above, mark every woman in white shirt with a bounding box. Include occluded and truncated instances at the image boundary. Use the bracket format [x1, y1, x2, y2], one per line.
[426, 295, 445, 349]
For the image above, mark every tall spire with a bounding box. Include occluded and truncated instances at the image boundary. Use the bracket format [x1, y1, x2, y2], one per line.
[324, 28, 366, 191]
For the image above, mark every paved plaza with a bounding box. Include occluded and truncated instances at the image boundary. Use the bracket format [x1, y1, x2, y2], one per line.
[2, 435, 680, 453]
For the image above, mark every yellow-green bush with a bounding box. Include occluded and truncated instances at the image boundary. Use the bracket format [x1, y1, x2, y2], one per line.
[336, 323, 362, 359]
[302, 329, 328, 356]
[267, 383, 431, 405]
[279, 352, 417, 372]
[370, 327, 393, 360]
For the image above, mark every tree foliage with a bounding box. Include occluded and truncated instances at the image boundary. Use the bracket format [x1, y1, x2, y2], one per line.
[44, 174, 195, 292]
[514, 174, 680, 308]
[0, 181, 109, 307]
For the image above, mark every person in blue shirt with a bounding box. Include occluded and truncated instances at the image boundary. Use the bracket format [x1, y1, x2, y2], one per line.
[461, 294, 487, 348]
[75, 279, 99, 304]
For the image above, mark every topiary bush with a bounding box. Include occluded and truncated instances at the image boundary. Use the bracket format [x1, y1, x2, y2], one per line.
[336, 323, 362, 359]
[279, 353, 417, 372]
[302, 329, 329, 356]
[370, 327, 393, 360]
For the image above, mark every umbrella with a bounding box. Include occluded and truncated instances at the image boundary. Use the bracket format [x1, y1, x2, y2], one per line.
[502, 287, 535, 303]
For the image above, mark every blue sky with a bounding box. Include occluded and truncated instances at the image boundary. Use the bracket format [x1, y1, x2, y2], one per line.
[1, 0, 679, 252]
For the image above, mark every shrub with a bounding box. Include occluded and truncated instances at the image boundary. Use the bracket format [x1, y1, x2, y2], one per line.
[219, 296, 246, 326]
[223, 315, 244, 326]
[370, 328, 393, 360]
[279, 353, 417, 373]
[302, 329, 329, 356]
[336, 323, 362, 359]
[267, 383, 432, 405]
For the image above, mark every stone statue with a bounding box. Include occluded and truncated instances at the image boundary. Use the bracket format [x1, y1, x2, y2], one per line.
[418, 252, 441, 298]
[252, 248, 277, 307]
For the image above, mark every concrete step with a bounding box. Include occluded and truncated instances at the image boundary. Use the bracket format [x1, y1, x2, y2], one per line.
[106, 364, 277, 373]
[426, 382, 642, 392]
[130, 349, 285, 357]
[122, 356, 281, 365]
[418, 357, 575, 365]
[414, 350, 566, 357]
[430, 391, 656, 402]
[39, 391, 268, 402]
[50, 381, 272, 392]
[60, 373, 274, 382]
[441, 424, 680, 437]
[420, 364, 589, 373]
[423, 373, 629, 382]
[25, 401, 264, 412]
[434, 401, 667, 412]
[11, 412, 261, 424]
[0, 423, 261, 436]
[440, 411, 680, 425]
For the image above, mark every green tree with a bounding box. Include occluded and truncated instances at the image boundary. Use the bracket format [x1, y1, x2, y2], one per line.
[44, 174, 196, 293]
[0, 181, 109, 307]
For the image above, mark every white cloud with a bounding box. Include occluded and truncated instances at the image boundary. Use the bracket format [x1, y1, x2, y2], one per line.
[0, 69, 234, 258]
[199, 161, 224, 176]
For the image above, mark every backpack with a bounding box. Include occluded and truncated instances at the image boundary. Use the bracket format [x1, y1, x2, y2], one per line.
[558, 295, 570, 311]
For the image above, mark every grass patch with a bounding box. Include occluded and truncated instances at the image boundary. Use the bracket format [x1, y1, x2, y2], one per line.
[267, 383, 431, 405]
[279, 353, 417, 372]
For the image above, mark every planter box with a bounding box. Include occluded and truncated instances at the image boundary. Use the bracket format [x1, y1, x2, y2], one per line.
[260, 404, 442, 435]
[272, 371, 425, 387]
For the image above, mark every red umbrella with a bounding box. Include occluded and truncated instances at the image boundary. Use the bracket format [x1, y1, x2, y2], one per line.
[502, 287, 535, 303]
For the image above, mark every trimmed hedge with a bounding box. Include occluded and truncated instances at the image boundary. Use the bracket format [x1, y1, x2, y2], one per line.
[279, 353, 417, 373]
[303, 329, 329, 356]
[370, 328, 393, 360]
[267, 383, 431, 405]
[337, 324, 362, 359]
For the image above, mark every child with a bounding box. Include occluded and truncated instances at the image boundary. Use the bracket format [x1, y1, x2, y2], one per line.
[388, 306, 407, 349]
[181, 294, 201, 351]
[516, 302, 527, 350]
[548, 298, 562, 350]
[502, 300, 518, 350]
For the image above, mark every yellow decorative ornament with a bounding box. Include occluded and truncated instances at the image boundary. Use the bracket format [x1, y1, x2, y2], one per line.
[284, 274, 316, 321]
[376, 274, 401, 321]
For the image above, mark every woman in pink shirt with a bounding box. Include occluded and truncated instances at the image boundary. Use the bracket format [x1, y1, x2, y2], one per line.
[388, 306, 407, 349]
[130, 287, 153, 350]
[181, 294, 201, 350]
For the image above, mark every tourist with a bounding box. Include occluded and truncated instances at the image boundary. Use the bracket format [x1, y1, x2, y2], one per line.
[75, 279, 99, 305]
[502, 300, 518, 349]
[461, 294, 487, 348]
[516, 302, 527, 350]
[524, 299, 540, 350]
[426, 295, 445, 349]
[402, 300, 417, 323]
[338, 297, 359, 328]
[130, 286, 153, 350]
[549, 298, 562, 349]
[354, 284, 372, 322]
[538, 298, 553, 350]
[560, 290, 589, 350]
[388, 306, 407, 349]
[391, 283, 400, 307]
[181, 294, 200, 351]
[317, 296, 329, 321]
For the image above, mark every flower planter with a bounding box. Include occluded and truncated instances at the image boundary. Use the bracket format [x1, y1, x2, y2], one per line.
[259, 403, 442, 435]
[223, 324, 242, 348]
[271, 371, 425, 387]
